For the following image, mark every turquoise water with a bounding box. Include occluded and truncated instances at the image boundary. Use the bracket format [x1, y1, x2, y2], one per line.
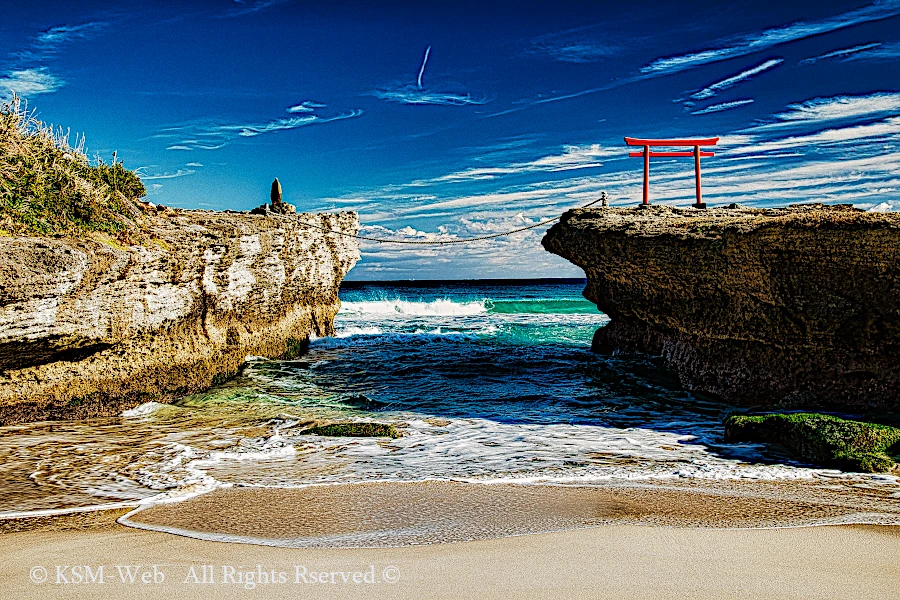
[1, 279, 898, 517]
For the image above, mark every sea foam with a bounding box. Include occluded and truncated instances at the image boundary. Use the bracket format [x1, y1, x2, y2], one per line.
[340, 298, 487, 316]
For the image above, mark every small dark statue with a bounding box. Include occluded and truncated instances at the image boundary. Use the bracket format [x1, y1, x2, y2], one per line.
[252, 177, 296, 215]
[271, 178, 283, 205]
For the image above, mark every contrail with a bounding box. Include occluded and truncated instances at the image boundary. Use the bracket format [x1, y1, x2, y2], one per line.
[417, 45, 431, 89]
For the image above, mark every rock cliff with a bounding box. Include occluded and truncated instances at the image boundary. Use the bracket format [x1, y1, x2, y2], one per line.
[0, 209, 359, 424]
[542, 204, 899, 411]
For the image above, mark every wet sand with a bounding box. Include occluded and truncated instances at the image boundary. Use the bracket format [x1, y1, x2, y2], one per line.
[122, 481, 900, 547]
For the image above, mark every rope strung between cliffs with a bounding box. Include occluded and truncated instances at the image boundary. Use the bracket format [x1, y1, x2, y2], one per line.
[293, 196, 604, 245]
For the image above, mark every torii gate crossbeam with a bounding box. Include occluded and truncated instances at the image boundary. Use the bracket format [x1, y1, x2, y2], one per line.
[625, 137, 719, 208]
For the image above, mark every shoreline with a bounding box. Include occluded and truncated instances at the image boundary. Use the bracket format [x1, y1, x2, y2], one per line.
[5, 479, 900, 541]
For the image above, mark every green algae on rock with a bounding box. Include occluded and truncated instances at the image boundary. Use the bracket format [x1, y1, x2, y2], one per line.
[724, 412, 900, 473]
[300, 422, 403, 439]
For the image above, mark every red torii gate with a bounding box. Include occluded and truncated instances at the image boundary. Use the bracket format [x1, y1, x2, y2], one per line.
[625, 137, 719, 208]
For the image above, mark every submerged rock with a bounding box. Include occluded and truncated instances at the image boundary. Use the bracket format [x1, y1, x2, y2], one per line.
[299, 422, 402, 439]
[0, 209, 359, 424]
[542, 203, 900, 411]
[724, 412, 900, 473]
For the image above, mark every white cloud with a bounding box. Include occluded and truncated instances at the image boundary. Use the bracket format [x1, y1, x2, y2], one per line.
[691, 99, 755, 115]
[141, 168, 197, 180]
[425, 144, 620, 184]
[17, 22, 106, 62]
[372, 85, 490, 106]
[527, 26, 623, 63]
[843, 41, 900, 61]
[690, 59, 783, 100]
[0, 68, 63, 99]
[222, 0, 291, 17]
[799, 42, 883, 64]
[287, 101, 327, 113]
[753, 92, 900, 130]
[163, 108, 363, 150]
[1, 21, 105, 100]
[642, 1, 900, 74]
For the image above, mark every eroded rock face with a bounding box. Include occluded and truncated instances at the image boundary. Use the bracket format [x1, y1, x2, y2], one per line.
[0, 210, 359, 424]
[542, 204, 900, 411]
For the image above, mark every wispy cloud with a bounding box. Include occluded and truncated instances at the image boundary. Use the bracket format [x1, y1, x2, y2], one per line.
[527, 26, 623, 63]
[691, 99, 755, 115]
[14, 22, 106, 63]
[417, 45, 431, 88]
[843, 41, 900, 61]
[162, 105, 363, 150]
[429, 144, 620, 183]
[0, 68, 63, 100]
[286, 101, 327, 113]
[142, 168, 197, 180]
[642, 1, 900, 74]
[221, 112, 363, 137]
[1, 21, 105, 100]
[373, 46, 490, 106]
[752, 92, 900, 130]
[690, 59, 783, 100]
[372, 85, 490, 106]
[221, 0, 292, 17]
[799, 42, 883, 65]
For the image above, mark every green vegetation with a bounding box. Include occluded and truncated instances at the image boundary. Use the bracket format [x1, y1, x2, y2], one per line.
[0, 95, 146, 237]
[280, 337, 309, 360]
[300, 422, 402, 439]
[210, 370, 237, 386]
[724, 412, 900, 473]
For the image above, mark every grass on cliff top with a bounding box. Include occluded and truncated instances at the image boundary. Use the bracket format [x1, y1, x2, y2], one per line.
[724, 412, 900, 473]
[0, 95, 147, 238]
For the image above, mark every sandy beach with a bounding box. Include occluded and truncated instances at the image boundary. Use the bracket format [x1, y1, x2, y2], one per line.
[3, 482, 900, 599]
[2, 518, 898, 599]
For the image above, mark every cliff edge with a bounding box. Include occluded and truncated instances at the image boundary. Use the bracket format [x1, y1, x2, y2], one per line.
[542, 204, 900, 411]
[0, 209, 359, 424]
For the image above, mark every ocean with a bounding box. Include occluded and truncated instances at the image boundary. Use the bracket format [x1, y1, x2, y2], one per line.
[2, 279, 898, 521]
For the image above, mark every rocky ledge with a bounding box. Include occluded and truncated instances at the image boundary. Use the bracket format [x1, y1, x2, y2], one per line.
[0, 209, 359, 424]
[542, 204, 899, 411]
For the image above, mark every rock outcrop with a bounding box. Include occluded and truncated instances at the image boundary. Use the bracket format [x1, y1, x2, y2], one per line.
[542, 204, 900, 411]
[0, 209, 359, 424]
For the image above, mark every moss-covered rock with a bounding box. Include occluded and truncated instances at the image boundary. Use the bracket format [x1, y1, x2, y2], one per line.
[724, 412, 900, 473]
[300, 422, 402, 439]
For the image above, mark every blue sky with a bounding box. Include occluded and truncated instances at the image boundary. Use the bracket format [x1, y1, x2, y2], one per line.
[2, 0, 899, 279]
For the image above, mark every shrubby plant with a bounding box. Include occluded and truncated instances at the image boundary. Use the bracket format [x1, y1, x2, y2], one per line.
[0, 95, 146, 237]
